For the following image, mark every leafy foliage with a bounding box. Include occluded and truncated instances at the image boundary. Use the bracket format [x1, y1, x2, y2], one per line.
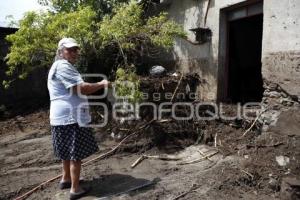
[114, 67, 142, 103]
[100, 1, 186, 66]
[4, 0, 186, 88]
[4, 7, 97, 87]
[38, 0, 129, 19]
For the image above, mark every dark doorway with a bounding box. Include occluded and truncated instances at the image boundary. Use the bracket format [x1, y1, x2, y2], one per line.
[227, 14, 264, 103]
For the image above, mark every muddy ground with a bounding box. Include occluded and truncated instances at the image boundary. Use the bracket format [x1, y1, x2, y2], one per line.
[0, 104, 299, 200]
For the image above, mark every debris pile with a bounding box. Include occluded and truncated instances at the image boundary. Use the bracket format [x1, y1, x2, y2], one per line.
[94, 73, 300, 199]
[101, 73, 262, 153]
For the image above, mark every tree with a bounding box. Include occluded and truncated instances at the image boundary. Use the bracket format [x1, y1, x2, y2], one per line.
[4, 7, 97, 88]
[38, 0, 130, 19]
[100, 1, 186, 70]
[3, 0, 186, 88]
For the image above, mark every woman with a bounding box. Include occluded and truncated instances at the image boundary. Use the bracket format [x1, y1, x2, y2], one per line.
[47, 38, 109, 200]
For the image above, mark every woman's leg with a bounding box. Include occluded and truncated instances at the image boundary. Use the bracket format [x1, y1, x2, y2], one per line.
[70, 160, 82, 193]
[61, 160, 71, 182]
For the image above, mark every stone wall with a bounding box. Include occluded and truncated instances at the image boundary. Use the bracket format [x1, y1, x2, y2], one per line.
[261, 80, 299, 131]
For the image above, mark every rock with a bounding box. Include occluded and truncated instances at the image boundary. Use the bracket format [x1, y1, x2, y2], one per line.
[268, 83, 278, 90]
[281, 92, 288, 98]
[280, 177, 300, 200]
[276, 156, 290, 166]
[280, 99, 294, 106]
[269, 178, 280, 191]
[262, 110, 281, 126]
[110, 132, 122, 140]
[149, 65, 166, 76]
[111, 132, 115, 138]
[268, 91, 281, 98]
[273, 104, 282, 110]
[16, 116, 25, 121]
[171, 72, 179, 77]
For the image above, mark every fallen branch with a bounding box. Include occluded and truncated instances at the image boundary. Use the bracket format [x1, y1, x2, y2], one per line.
[171, 73, 184, 102]
[171, 183, 198, 200]
[131, 154, 182, 168]
[119, 128, 129, 131]
[241, 169, 254, 180]
[131, 155, 147, 168]
[15, 174, 62, 200]
[83, 119, 155, 167]
[241, 111, 264, 138]
[203, 160, 218, 170]
[158, 119, 172, 123]
[145, 155, 182, 161]
[214, 132, 218, 147]
[178, 151, 218, 165]
[246, 142, 284, 148]
[15, 119, 155, 200]
[197, 149, 213, 162]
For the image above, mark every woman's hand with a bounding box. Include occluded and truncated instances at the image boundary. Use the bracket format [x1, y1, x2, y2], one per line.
[98, 80, 110, 88]
[73, 80, 111, 95]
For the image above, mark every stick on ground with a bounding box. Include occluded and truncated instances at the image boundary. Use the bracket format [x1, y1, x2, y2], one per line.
[131, 154, 182, 168]
[241, 110, 264, 138]
[171, 183, 198, 200]
[178, 151, 218, 165]
[197, 149, 213, 162]
[131, 155, 146, 168]
[15, 120, 155, 200]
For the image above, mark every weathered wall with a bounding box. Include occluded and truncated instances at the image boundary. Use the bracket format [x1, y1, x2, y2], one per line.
[162, 0, 248, 100]
[262, 0, 300, 98]
[161, 0, 300, 101]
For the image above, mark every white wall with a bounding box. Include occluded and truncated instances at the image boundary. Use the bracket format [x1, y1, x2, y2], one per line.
[262, 0, 300, 53]
[163, 0, 300, 100]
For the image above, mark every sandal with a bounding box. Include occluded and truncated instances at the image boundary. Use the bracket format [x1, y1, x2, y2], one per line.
[69, 187, 91, 200]
[59, 179, 84, 190]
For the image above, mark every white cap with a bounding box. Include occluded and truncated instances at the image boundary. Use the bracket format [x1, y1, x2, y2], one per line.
[58, 38, 79, 48]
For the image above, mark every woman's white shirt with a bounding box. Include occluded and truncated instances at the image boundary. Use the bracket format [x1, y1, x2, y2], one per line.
[47, 59, 91, 126]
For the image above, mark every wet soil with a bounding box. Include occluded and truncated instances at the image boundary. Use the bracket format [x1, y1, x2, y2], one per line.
[1, 105, 299, 200]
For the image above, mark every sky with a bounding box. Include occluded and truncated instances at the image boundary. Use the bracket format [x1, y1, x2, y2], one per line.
[0, 0, 46, 27]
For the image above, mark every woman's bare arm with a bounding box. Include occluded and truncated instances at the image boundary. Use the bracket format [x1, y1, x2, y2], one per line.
[72, 80, 110, 95]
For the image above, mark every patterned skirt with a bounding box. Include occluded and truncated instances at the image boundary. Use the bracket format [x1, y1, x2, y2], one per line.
[51, 123, 99, 161]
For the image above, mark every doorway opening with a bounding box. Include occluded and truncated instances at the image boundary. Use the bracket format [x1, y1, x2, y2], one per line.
[218, 1, 264, 103]
[227, 14, 264, 103]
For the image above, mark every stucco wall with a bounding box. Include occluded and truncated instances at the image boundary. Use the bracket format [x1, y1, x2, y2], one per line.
[164, 0, 247, 100]
[161, 0, 300, 100]
[262, 0, 300, 97]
